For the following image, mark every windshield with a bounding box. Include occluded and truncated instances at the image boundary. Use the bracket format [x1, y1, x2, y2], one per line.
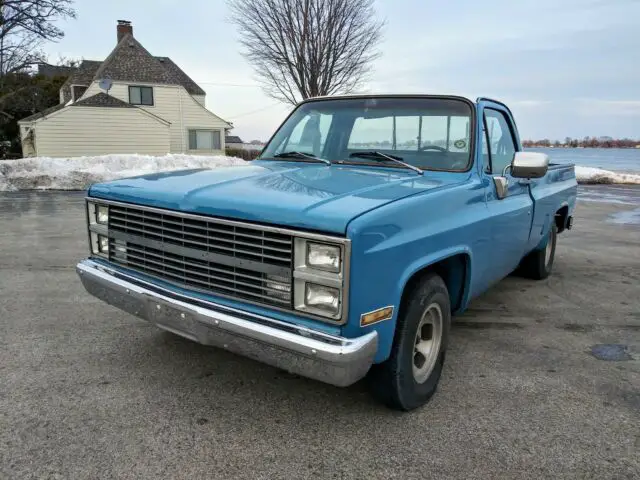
[260, 97, 473, 172]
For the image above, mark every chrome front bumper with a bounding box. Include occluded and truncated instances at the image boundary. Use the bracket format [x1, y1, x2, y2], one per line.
[76, 259, 377, 387]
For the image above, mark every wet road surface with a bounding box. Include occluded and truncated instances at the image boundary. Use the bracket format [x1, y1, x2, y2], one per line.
[1, 187, 639, 479]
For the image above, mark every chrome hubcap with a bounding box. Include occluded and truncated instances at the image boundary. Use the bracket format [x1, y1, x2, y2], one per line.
[413, 303, 443, 384]
[545, 229, 554, 266]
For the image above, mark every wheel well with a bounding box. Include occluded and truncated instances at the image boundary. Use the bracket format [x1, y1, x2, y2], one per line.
[400, 254, 469, 315]
[555, 206, 569, 233]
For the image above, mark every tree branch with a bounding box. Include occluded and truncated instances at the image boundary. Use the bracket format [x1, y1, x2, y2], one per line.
[228, 0, 384, 105]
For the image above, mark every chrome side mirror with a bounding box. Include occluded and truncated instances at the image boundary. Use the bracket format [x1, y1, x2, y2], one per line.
[508, 152, 549, 179]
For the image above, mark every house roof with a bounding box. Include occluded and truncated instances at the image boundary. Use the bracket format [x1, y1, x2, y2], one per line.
[37, 63, 76, 78]
[19, 103, 67, 123]
[93, 34, 176, 86]
[90, 34, 205, 95]
[155, 57, 206, 96]
[73, 92, 135, 108]
[59, 36, 206, 103]
[225, 135, 244, 144]
[23, 27, 212, 126]
[60, 60, 102, 103]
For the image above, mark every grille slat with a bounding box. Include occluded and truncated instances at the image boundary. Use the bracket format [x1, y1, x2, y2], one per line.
[122, 244, 288, 284]
[109, 210, 292, 244]
[115, 248, 291, 296]
[107, 205, 293, 308]
[109, 220, 291, 260]
[109, 219, 292, 254]
[111, 252, 290, 305]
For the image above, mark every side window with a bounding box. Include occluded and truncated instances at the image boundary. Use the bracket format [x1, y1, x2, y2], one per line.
[481, 125, 490, 172]
[484, 109, 516, 174]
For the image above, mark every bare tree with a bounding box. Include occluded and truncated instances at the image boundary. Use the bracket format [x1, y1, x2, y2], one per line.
[228, 0, 383, 105]
[0, 0, 75, 118]
[0, 0, 75, 75]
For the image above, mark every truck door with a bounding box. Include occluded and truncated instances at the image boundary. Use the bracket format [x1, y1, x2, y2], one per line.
[480, 104, 533, 281]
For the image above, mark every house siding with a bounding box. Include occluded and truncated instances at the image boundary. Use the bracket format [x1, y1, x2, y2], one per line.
[31, 106, 169, 157]
[193, 94, 206, 106]
[82, 82, 227, 154]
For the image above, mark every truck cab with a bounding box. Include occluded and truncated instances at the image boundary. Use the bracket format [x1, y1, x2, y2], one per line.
[78, 95, 577, 410]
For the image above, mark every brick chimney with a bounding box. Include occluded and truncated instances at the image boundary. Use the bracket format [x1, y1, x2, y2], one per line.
[117, 20, 132, 43]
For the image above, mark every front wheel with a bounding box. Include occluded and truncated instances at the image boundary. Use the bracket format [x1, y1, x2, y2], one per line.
[519, 223, 557, 280]
[367, 273, 451, 411]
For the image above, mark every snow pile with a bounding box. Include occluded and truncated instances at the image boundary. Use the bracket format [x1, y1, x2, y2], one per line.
[0, 154, 247, 191]
[575, 166, 640, 185]
[1, 154, 640, 191]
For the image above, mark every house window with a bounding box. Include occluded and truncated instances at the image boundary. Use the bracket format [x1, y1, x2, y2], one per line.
[129, 86, 154, 106]
[188, 130, 221, 150]
[72, 85, 87, 102]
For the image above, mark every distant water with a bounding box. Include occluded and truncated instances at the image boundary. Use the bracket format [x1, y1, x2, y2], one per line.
[527, 148, 640, 173]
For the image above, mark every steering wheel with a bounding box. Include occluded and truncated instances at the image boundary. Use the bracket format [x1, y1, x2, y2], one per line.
[418, 145, 447, 152]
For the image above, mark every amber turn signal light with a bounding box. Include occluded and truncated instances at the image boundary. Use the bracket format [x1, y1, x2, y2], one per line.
[360, 306, 394, 326]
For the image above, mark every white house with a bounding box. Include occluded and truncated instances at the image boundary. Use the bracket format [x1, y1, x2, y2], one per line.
[19, 20, 232, 158]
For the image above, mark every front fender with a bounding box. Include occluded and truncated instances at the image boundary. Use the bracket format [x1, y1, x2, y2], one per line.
[343, 175, 488, 364]
[395, 245, 473, 311]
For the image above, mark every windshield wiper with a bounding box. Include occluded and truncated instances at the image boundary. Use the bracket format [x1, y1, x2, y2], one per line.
[272, 151, 331, 165]
[348, 151, 423, 175]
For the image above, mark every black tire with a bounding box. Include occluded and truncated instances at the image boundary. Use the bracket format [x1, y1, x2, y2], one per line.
[519, 223, 557, 280]
[367, 273, 451, 411]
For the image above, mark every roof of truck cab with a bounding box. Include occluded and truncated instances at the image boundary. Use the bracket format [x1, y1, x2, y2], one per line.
[299, 94, 514, 116]
[300, 94, 477, 104]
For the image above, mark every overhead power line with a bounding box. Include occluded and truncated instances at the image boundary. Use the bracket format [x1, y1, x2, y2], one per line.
[228, 102, 284, 120]
[195, 81, 260, 88]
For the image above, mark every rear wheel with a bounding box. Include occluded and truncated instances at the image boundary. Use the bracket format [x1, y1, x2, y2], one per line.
[519, 223, 557, 280]
[368, 273, 451, 411]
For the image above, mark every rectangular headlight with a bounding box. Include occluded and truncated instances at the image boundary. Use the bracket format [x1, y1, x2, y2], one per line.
[306, 242, 341, 273]
[293, 237, 348, 322]
[96, 205, 109, 225]
[304, 283, 340, 314]
[98, 235, 109, 254]
[89, 231, 109, 258]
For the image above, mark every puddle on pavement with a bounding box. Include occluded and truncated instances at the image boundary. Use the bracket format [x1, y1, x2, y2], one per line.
[607, 208, 640, 225]
[590, 344, 633, 361]
[579, 185, 640, 207]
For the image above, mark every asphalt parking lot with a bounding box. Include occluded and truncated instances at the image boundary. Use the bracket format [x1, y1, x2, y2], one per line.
[1, 187, 639, 479]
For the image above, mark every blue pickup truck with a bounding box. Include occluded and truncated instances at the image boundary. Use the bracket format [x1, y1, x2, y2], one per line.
[78, 95, 577, 410]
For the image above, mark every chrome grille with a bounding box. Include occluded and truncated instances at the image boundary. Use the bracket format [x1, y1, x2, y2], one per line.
[106, 204, 293, 308]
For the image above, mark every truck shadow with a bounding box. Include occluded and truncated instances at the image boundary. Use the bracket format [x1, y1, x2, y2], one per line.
[106, 272, 587, 417]
[142, 329, 378, 409]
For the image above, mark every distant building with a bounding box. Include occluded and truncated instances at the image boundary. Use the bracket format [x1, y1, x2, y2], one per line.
[19, 20, 231, 158]
[225, 135, 244, 148]
[36, 63, 75, 78]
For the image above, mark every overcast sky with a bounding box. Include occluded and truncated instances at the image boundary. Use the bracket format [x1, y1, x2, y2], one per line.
[43, 0, 640, 142]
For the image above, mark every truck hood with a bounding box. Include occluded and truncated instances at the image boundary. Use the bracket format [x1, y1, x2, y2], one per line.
[88, 160, 447, 234]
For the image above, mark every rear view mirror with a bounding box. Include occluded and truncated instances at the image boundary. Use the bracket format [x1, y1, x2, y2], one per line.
[510, 152, 549, 178]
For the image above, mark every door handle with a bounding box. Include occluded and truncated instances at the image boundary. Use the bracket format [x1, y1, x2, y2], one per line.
[493, 176, 509, 200]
